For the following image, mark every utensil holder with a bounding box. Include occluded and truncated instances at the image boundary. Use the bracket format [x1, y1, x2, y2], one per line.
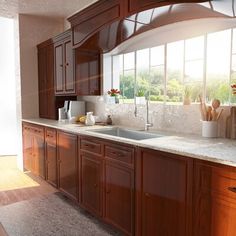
[202, 121, 218, 138]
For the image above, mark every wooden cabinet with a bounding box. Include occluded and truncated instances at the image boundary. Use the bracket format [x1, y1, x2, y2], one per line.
[104, 143, 134, 236]
[22, 123, 45, 179]
[136, 148, 193, 236]
[68, 0, 123, 48]
[54, 30, 76, 96]
[57, 131, 78, 200]
[128, 0, 166, 13]
[194, 161, 236, 236]
[45, 128, 57, 187]
[79, 137, 102, 216]
[75, 50, 101, 95]
[38, 40, 57, 119]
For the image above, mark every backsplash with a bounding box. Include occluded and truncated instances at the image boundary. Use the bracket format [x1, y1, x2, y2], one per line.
[81, 96, 231, 138]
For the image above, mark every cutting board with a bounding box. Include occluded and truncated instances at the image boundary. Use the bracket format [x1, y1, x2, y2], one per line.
[226, 107, 236, 139]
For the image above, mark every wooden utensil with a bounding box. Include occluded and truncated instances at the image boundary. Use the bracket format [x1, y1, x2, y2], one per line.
[207, 106, 212, 121]
[199, 96, 207, 120]
[212, 99, 220, 121]
[216, 109, 223, 121]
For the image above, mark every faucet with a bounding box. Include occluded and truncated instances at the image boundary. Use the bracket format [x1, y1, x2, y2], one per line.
[145, 99, 153, 131]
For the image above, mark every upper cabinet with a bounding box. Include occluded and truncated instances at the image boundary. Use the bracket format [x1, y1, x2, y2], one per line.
[128, 0, 166, 13]
[54, 30, 76, 96]
[68, 0, 124, 48]
[37, 40, 57, 119]
[75, 50, 101, 96]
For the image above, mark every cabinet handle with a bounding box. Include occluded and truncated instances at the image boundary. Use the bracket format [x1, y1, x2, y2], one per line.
[144, 193, 150, 197]
[66, 63, 69, 66]
[228, 187, 236, 193]
[60, 64, 63, 67]
[106, 189, 111, 194]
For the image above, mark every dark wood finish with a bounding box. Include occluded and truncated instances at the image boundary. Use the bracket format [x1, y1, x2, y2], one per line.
[80, 151, 102, 217]
[45, 128, 57, 187]
[104, 160, 134, 236]
[57, 131, 78, 200]
[22, 123, 45, 179]
[80, 137, 102, 154]
[38, 40, 57, 119]
[68, 0, 124, 48]
[136, 148, 193, 236]
[194, 160, 236, 236]
[54, 30, 76, 96]
[104, 144, 134, 167]
[75, 49, 101, 95]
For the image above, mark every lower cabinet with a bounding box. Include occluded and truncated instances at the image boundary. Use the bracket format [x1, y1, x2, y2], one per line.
[45, 128, 57, 187]
[136, 148, 193, 236]
[22, 123, 45, 179]
[57, 131, 78, 200]
[194, 161, 236, 236]
[80, 151, 102, 216]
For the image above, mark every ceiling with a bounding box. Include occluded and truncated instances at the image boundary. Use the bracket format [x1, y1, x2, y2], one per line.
[0, 0, 98, 19]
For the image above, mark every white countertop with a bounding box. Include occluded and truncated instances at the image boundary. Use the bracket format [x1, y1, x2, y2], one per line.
[22, 118, 236, 167]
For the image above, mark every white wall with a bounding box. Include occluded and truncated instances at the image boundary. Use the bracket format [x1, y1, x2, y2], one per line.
[19, 14, 64, 118]
[0, 17, 17, 155]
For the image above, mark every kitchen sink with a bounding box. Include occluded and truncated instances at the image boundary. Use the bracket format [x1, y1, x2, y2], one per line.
[88, 127, 163, 140]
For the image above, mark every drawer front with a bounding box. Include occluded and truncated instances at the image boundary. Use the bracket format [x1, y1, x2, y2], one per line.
[197, 163, 236, 199]
[80, 138, 102, 155]
[45, 128, 56, 144]
[105, 144, 134, 166]
[31, 125, 44, 138]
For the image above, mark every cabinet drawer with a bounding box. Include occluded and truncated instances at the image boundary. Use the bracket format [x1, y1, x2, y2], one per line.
[105, 144, 134, 166]
[31, 126, 44, 138]
[197, 163, 236, 199]
[80, 138, 102, 155]
[45, 128, 56, 144]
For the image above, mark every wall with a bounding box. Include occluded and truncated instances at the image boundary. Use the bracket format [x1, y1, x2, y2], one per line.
[19, 14, 64, 119]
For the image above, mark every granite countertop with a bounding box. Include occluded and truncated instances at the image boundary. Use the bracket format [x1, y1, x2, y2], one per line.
[22, 118, 236, 167]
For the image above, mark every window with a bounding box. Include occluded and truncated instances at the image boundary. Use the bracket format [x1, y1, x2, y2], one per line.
[110, 28, 236, 105]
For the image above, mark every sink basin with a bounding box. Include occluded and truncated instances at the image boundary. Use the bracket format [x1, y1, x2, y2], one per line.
[88, 127, 163, 140]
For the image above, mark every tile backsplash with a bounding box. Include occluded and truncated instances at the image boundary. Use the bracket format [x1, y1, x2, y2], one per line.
[81, 96, 231, 138]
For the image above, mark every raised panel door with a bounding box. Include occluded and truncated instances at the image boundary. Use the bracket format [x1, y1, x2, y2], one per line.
[55, 43, 64, 94]
[23, 131, 33, 172]
[80, 153, 102, 216]
[57, 131, 78, 200]
[136, 149, 193, 236]
[104, 161, 134, 236]
[64, 39, 76, 94]
[45, 141, 57, 187]
[33, 134, 45, 179]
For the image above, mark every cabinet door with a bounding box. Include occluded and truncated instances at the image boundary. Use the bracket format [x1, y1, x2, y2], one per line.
[33, 135, 45, 179]
[136, 149, 193, 236]
[75, 50, 101, 95]
[64, 39, 76, 94]
[38, 47, 48, 118]
[23, 131, 33, 172]
[104, 161, 134, 236]
[80, 152, 102, 216]
[194, 162, 236, 236]
[57, 131, 78, 200]
[54, 43, 64, 94]
[45, 141, 57, 187]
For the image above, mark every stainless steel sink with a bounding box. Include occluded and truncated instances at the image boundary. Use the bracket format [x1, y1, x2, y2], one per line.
[88, 127, 163, 140]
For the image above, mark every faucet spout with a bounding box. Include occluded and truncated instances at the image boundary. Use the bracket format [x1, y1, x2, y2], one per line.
[145, 99, 153, 131]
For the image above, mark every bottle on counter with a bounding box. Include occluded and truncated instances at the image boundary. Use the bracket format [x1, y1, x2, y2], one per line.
[85, 112, 95, 126]
[106, 115, 112, 125]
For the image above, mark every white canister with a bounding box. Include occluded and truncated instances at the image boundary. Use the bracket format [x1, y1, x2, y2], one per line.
[85, 112, 95, 126]
[202, 121, 218, 138]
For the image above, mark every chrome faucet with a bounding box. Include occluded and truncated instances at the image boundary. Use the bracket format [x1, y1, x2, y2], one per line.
[145, 99, 153, 131]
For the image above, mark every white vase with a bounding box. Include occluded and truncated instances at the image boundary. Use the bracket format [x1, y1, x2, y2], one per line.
[135, 96, 146, 105]
[85, 112, 95, 126]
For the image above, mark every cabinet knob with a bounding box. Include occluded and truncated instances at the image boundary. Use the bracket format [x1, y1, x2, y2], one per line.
[66, 63, 69, 66]
[94, 184, 98, 188]
[144, 192, 150, 197]
[228, 187, 236, 193]
[60, 64, 63, 67]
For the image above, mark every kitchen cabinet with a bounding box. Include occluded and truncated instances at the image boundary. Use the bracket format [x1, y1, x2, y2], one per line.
[57, 131, 78, 200]
[75, 50, 101, 95]
[136, 148, 193, 236]
[79, 137, 103, 217]
[45, 128, 57, 188]
[38, 40, 57, 119]
[68, 0, 123, 48]
[104, 143, 135, 236]
[54, 30, 76, 96]
[22, 123, 45, 179]
[128, 0, 166, 13]
[194, 160, 236, 236]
